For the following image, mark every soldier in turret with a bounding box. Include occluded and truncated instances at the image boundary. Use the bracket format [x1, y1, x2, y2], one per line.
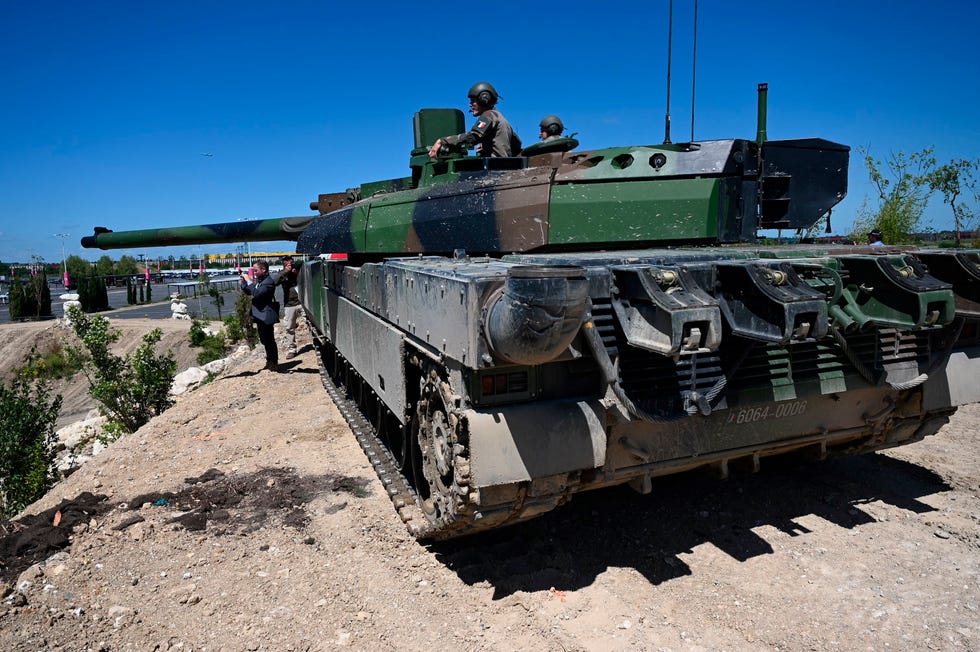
[428, 82, 522, 158]
[539, 115, 564, 142]
[867, 229, 885, 246]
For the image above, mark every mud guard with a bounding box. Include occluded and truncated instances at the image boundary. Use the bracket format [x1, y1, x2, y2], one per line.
[465, 399, 606, 486]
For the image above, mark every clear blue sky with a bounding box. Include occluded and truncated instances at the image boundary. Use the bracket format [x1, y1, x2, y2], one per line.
[2, 0, 978, 264]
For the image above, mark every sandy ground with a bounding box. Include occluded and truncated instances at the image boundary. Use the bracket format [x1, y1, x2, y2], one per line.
[0, 316, 978, 651]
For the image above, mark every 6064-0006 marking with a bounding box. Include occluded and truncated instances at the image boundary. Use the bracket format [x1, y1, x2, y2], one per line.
[726, 400, 808, 425]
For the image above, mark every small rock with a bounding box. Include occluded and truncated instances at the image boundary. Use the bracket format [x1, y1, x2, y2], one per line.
[6, 591, 27, 607]
[619, 619, 632, 630]
[107, 604, 135, 628]
[935, 529, 951, 539]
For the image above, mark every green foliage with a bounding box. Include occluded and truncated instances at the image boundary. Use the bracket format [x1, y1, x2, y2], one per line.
[146, 281, 152, 303]
[852, 147, 936, 244]
[96, 255, 115, 278]
[0, 370, 63, 517]
[7, 276, 52, 320]
[8, 281, 26, 320]
[138, 281, 145, 303]
[115, 255, 139, 276]
[64, 255, 91, 291]
[926, 158, 980, 247]
[235, 292, 258, 349]
[18, 344, 82, 381]
[189, 319, 209, 346]
[207, 283, 225, 319]
[190, 319, 228, 365]
[66, 306, 177, 434]
[34, 275, 52, 318]
[196, 332, 228, 365]
[126, 278, 135, 305]
[222, 313, 247, 344]
[77, 270, 109, 312]
[188, 318, 229, 365]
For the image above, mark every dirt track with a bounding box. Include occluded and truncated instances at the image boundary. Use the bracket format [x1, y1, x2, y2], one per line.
[1, 317, 978, 651]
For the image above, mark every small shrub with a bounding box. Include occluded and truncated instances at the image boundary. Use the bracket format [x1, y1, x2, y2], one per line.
[195, 332, 228, 366]
[18, 345, 83, 381]
[0, 371, 63, 517]
[189, 319, 209, 346]
[66, 306, 177, 434]
[223, 313, 246, 344]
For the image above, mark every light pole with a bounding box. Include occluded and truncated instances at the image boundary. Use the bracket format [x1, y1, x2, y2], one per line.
[236, 218, 252, 265]
[53, 233, 69, 287]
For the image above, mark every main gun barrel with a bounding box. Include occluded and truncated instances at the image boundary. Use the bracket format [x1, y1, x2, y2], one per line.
[81, 216, 316, 250]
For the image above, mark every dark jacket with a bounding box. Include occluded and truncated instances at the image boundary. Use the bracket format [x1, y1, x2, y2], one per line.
[443, 109, 521, 157]
[241, 273, 280, 325]
[275, 263, 301, 307]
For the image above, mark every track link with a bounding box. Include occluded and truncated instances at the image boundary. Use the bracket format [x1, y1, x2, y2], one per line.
[309, 320, 572, 540]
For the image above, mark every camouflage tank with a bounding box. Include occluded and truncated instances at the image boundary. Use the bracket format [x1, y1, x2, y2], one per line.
[83, 85, 980, 540]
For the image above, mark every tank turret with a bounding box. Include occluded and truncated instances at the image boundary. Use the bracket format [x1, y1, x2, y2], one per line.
[82, 87, 980, 541]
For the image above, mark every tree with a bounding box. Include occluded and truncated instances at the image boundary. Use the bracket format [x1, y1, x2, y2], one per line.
[208, 283, 225, 319]
[851, 146, 936, 245]
[926, 159, 979, 247]
[116, 255, 139, 277]
[8, 281, 26, 321]
[27, 274, 51, 318]
[78, 269, 109, 313]
[65, 306, 177, 435]
[96, 255, 115, 278]
[65, 255, 91, 291]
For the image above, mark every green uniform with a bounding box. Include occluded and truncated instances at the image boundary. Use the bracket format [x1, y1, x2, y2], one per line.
[443, 109, 521, 157]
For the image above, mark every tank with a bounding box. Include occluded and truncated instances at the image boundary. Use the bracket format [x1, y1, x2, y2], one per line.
[83, 85, 980, 540]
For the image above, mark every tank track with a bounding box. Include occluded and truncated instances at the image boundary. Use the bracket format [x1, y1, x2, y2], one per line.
[308, 318, 569, 540]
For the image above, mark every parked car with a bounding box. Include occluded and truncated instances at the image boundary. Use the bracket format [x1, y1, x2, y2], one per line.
[0, 291, 9, 305]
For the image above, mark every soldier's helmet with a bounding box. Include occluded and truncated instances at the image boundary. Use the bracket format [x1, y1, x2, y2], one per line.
[468, 82, 499, 108]
[540, 115, 564, 137]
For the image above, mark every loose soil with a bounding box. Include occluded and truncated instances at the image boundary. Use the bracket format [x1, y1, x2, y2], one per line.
[0, 317, 977, 651]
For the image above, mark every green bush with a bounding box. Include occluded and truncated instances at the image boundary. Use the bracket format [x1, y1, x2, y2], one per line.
[0, 371, 63, 517]
[223, 313, 246, 344]
[189, 319, 229, 365]
[6, 276, 52, 321]
[66, 306, 177, 434]
[18, 345, 83, 381]
[195, 332, 228, 365]
[8, 281, 25, 320]
[189, 319, 209, 346]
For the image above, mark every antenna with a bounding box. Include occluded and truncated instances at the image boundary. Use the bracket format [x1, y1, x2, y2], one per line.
[663, 0, 673, 144]
[691, 0, 698, 142]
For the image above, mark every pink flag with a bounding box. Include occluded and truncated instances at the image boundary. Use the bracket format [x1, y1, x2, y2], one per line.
[145, 266, 150, 281]
[63, 271, 70, 287]
[199, 261, 204, 275]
